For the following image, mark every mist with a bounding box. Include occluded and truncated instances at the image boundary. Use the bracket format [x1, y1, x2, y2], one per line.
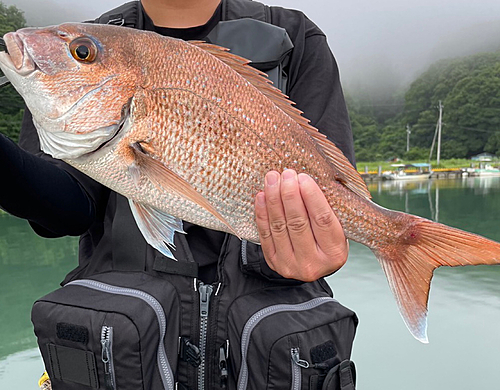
[3, 0, 500, 100]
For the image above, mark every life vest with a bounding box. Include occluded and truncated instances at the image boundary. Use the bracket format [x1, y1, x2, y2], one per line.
[94, 0, 292, 94]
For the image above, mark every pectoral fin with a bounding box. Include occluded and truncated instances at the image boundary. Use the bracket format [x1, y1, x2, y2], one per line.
[128, 199, 185, 260]
[130, 142, 239, 238]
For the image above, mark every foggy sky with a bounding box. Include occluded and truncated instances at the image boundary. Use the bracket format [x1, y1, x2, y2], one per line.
[4, 0, 500, 97]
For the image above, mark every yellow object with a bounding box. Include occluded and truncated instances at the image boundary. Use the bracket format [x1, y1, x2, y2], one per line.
[38, 371, 51, 389]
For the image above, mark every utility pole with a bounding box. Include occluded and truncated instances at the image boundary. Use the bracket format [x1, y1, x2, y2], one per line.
[406, 124, 411, 152]
[436, 100, 443, 165]
[429, 122, 438, 162]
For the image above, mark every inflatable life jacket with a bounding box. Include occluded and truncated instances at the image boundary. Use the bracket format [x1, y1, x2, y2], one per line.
[32, 1, 358, 389]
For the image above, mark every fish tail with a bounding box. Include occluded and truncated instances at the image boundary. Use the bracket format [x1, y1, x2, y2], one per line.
[373, 216, 500, 343]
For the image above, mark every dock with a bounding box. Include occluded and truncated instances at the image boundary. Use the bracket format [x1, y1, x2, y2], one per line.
[360, 167, 470, 182]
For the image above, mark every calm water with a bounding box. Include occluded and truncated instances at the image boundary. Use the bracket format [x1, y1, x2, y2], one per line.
[1, 177, 500, 389]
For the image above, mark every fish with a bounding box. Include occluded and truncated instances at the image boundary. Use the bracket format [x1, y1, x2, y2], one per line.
[1, 22, 499, 343]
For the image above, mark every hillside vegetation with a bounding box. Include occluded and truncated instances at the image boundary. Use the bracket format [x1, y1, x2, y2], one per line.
[350, 51, 500, 162]
[0, 1, 26, 142]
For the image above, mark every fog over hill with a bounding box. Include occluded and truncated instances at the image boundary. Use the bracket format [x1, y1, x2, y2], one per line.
[3, 0, 500, 100]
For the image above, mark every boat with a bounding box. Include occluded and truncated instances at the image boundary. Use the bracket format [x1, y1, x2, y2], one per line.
[382, 163, 433, 181]
[462, 164, 500, 177]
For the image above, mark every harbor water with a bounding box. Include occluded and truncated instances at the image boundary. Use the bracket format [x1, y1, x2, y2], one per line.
[1, 177, 499, 389]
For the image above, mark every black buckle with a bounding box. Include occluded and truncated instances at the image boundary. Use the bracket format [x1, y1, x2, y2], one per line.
[179, 337, 201, 367]
[107, 14, 125, 26]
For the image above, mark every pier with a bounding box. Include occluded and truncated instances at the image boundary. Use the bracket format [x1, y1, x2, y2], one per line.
[360, 167, 473, 182]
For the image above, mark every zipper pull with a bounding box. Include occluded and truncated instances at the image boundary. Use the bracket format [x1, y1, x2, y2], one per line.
[101, 327, 111, 366]
[219, 344, 228, 388]
[198, 283, 214, 390]
[101, 326, 116, 390]
[199, 283, 213, 317]
[291, 348, 310, 369]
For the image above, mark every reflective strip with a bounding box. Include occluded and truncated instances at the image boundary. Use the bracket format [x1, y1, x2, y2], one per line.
[241, 240, 248, 265]
[67, 279, 174, 390]
[237, 297, 336, 390]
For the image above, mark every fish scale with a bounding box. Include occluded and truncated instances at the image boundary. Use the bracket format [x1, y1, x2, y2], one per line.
[2, 22, 500, 343]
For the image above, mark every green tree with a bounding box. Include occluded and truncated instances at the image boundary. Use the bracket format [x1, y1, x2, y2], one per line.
[402, 52, 500, 159]
[349, 109, 381, 161]
[0, 1, 26, 141]
[0, 1, 26, 35]
[404, 147, 428, 161]
[485, 132, 500, 155]
[0, 110, 23, 142]
[378, 124, 406, 160]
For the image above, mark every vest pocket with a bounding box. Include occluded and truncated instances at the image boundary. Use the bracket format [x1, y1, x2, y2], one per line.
[32, 272, 180, 390]
[226, 286, 357, 390]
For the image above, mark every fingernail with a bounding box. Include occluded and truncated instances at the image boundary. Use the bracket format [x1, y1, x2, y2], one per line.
[256, 192, 266, 206]
[266, 171, 279, 187]
[282, 169, 297, 182]
[298, 173, 310, 184]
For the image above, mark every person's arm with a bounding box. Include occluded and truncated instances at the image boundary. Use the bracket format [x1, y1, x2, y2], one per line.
[0, 109, 101, 237]
[255, 32, 353, 282]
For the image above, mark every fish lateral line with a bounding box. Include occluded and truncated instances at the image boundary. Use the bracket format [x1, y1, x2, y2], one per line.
[146, 86, 284, 161]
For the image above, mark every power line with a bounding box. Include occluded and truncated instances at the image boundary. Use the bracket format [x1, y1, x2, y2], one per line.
[449, 125, 500, 133]
[356, 103, 406, 107]
[403, 123, 499, 133]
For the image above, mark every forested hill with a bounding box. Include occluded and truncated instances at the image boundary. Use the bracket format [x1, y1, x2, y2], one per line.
[349, 51, 500, 162]
[0, 2, 25, 142]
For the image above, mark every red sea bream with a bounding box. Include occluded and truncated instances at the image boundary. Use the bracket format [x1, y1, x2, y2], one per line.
[1, 23, 500, 343]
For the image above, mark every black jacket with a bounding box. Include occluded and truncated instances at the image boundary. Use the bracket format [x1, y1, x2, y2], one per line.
[0, 2, 357, 388]
[3, 0, 355, 284]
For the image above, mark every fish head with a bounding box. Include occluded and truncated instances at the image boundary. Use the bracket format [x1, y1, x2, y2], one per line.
[0, 23, 142, 159]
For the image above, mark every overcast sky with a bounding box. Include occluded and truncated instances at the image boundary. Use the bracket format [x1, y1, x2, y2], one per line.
[4, 0, 500, 96]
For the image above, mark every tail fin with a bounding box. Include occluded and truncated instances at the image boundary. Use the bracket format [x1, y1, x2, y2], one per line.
[374, 217, 500, 343]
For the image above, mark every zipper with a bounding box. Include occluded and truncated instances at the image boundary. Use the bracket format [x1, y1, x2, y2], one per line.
[290, 347, 310, 390]
[198, 282, 214, 390]
[101, 326, 116, 390]
[66, 279, 175, 390]
[241, 240, 248, 265]
[237, 297, 337, 390]
[219, 341, 229, 388]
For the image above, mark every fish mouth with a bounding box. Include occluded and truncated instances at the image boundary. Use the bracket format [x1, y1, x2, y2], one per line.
[0, 32, 36, 76]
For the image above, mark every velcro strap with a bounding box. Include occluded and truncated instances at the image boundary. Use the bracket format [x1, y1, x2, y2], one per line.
[47, 343, 98, 388]
[153, 256, 199, 278]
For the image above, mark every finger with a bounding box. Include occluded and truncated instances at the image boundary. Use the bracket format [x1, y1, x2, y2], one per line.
[263, 170, 294, 258]
[298, 173, 346, 253]
[280, 169, 317, 256]
[254, 191, 277, 270]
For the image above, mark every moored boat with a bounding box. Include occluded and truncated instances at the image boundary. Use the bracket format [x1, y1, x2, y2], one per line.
[382, 163, 433, 180]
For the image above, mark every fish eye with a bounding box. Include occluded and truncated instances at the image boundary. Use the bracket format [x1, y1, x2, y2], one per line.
[69, 37, 97, 63]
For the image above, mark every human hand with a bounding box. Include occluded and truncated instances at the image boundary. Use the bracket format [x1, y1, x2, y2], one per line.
[254, 169, 348, 282]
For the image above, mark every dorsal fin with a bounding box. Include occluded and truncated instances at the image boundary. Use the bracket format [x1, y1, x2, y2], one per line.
[189, 41, 371, 201]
